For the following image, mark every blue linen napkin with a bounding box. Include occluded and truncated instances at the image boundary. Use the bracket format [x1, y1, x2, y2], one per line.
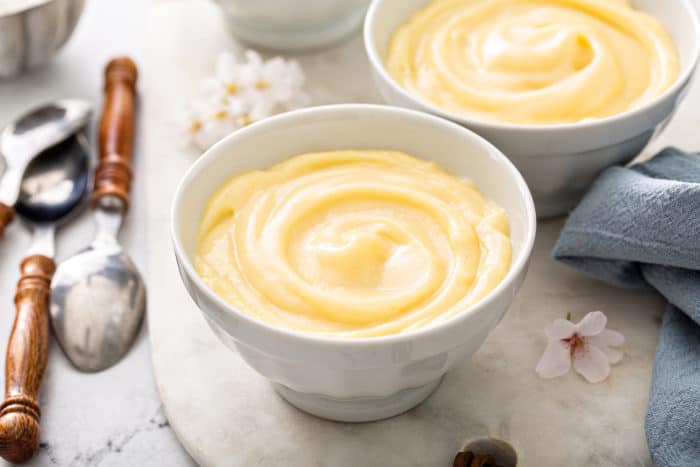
[551, 147, 700, 467]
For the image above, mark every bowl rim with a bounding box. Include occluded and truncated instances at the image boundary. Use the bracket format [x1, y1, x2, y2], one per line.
[363, 0, 700, 134]
[171, 104, 537, 348]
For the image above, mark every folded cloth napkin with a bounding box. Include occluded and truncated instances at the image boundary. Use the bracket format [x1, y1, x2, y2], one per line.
[552, 147, 700, 467]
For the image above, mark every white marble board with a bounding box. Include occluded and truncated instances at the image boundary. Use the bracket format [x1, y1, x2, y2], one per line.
[145, 1, 700, 466]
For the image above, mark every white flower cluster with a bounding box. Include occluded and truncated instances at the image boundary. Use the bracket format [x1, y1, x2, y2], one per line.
[178, 50, 309, 151]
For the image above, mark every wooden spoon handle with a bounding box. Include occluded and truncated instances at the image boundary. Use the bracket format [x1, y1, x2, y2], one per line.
[94, 56, 138, 210]
[0, 255, 55, 463]
[0, 203, 13, 238]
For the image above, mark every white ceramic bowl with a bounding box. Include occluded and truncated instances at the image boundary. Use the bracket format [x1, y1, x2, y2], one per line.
[172, 105, 536, 422]
[364, 0, 700, 218]
[212, 0, 371, 51]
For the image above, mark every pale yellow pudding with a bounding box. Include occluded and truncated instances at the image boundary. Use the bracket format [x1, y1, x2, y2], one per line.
[195, 150, 511, 337]
[386, 0, 680, 124]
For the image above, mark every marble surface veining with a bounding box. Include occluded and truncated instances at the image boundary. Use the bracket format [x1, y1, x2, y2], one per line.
[0, 1, 193, 466]
[145, 1, 700, 466]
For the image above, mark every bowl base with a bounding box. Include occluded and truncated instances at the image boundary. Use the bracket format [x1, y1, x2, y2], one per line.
[273, 378, 442, 422]
[224, 7, 366, 52]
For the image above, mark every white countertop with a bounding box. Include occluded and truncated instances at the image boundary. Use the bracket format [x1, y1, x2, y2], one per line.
[0, 1, 193, 466]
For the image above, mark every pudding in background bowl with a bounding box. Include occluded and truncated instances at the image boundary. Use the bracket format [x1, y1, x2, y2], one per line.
[172, 105, 536, 422]
[365, 0, 700, 217]
[385, 0, 680, 125]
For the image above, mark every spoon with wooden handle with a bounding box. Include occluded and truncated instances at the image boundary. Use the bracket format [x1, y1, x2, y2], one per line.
[50, 57, 146, 372]
[0, 134, 90, 463]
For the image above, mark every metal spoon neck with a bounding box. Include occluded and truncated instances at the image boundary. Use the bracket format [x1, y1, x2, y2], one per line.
[27, 224, 55, 258]
[92, 202, 124, 248]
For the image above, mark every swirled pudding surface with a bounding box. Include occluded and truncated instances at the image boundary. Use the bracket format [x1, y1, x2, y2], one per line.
[386, 0, 679, 124]
[195, 150, 511, 337]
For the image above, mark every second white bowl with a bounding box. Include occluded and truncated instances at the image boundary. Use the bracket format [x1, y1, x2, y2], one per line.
[364, 0, 700, 217]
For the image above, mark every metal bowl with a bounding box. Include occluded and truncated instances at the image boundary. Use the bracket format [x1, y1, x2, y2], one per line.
[0, 0, 85, 78]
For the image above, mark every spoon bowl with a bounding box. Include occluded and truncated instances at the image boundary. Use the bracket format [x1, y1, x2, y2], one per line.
[16, 134, 91, 224]
[1, 100, 92, 165]
[0, 99, 91, 237]
[49, 227, 145, 372]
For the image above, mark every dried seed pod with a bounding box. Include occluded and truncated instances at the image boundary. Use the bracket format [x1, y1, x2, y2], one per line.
[453, 451, 474, 467]
[453, 450, 502, 467]
[472, 453, 498, 467]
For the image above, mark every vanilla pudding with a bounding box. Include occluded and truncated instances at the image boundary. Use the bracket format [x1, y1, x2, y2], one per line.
[195, 149, 512, 337]
[385, 0, 680, 124]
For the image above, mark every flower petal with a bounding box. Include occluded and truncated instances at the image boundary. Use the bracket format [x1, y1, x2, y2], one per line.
[573, 345, 610, 383]
[604, 347, 624, 365]
[576, 311, 607, 337]
[588, 330, 625, 365]
[536, 340, 572, 379]
[545, 319, 576, 340]
[591, 329, 624, 347]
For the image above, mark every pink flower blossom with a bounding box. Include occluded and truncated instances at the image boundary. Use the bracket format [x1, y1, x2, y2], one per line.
[536, 311, 624, 383]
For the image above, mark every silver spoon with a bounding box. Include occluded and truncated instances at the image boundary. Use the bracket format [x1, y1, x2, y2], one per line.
[0, 99, 92, 237]
[50, 57, 145, 372]
[0, 133, 90, 463]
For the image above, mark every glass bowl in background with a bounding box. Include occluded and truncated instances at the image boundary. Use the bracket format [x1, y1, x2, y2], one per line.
[212, 0, 371, 51]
